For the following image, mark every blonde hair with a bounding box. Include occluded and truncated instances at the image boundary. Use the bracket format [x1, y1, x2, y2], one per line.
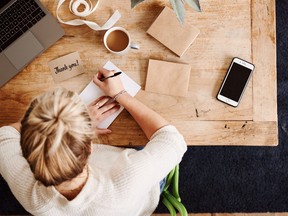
[20, 88, 93, 186]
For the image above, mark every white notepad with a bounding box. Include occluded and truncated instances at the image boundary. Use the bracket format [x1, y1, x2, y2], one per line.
[80, 61, 141, 129]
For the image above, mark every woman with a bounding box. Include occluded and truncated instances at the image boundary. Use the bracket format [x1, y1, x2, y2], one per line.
[0, 68, 187, 216]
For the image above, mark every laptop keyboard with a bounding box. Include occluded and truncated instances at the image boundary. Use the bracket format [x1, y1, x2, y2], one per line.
[0, 0, 46, 52]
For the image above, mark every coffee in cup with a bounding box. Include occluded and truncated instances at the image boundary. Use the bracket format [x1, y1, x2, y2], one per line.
[104, 27, 138, 54]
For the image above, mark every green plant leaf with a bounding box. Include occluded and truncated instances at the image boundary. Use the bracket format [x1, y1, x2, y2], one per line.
[169, 0, 185, 24]
[184, 0, 201, 12]
[131, 0, 145, 8]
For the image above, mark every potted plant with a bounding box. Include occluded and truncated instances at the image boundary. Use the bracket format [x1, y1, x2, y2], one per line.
[131, 0, 201, 23]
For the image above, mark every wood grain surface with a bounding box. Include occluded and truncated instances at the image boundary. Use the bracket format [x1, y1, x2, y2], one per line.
[0, 0, 277, 146]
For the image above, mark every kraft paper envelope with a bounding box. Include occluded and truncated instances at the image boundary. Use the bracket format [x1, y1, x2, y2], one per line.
[147, 6, 200, 57]
[145, 59, 191, 97]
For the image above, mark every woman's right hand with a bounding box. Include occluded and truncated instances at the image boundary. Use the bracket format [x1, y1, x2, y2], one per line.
[93, 68, 125, 98]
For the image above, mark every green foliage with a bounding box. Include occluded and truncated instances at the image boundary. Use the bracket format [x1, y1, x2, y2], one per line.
[169, 0, 185, 24]
[131, 0, 145, 8]
[161, 165, 188, 216]
[184, 0, 201, 12]
[131, 0, 201, 23]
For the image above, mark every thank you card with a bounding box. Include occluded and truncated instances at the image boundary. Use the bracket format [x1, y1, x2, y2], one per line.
[48, 52, 84, 83]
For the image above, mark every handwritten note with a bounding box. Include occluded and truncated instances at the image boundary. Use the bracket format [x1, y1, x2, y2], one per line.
[48, 52, 84, 83]
[80, 61, 141, 129]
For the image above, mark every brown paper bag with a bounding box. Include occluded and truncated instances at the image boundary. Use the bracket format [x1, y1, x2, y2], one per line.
[147, 6, 200, 57]
[145, 59, 191, 97]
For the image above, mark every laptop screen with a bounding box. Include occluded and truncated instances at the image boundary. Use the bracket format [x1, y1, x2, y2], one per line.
[0, 0, 12, 9]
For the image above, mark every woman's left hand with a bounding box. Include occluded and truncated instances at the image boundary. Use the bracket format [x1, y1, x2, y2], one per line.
[88, 96, 120, 135]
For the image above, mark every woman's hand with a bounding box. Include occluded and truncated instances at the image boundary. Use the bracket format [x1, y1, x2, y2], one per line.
[88, 96, 120, 135]
[93, 68, 125, 98]
[93, 68, 168, 139]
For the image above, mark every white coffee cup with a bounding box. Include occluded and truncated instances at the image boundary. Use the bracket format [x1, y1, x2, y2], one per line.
[104, 27, 139, 55]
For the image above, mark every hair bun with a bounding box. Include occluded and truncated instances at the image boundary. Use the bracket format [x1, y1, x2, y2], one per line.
[20, 88, 93, 186]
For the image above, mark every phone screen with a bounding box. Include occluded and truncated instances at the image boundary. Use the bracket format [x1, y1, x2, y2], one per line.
[219, 63, 252, 102]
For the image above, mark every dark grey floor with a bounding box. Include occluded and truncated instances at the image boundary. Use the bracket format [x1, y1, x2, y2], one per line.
[1, 0, 288, 214]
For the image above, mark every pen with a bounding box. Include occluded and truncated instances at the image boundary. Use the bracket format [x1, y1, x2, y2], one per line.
[100, 71, 122, 81]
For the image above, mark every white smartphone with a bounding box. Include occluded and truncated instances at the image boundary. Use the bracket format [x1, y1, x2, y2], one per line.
[217, 57, 255, 107]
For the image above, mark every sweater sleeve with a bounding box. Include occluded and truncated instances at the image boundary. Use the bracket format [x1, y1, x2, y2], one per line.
[110, 125, 187, 195]
[0, 126, 38, 210]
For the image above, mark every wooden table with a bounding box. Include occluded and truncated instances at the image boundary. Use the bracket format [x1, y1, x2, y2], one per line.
[0, 0, 277, 146]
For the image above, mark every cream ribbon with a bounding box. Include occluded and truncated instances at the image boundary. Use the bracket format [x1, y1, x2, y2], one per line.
[56, 0, 121, 31]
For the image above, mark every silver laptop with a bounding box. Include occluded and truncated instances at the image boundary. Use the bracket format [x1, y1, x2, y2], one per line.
[0, 0, 65, 87]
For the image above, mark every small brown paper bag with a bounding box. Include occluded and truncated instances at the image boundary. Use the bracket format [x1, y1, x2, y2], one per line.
[145, 59, 191, 97]
[147, 6, 200, 57]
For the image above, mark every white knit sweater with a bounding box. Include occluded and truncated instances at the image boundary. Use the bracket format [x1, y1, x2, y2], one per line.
[0, 125, 187, 216]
